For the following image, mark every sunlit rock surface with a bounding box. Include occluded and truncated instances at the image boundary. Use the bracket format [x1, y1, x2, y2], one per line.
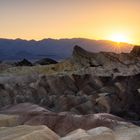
[0, 103, 133, 136]
[60, 126, 140, 140]
[60, 127, 115, 140]
[0, 114, 19, 127]
[0, 125, 59, 140]
[114, 125, 140, 140]
[0, 103, 139, 140]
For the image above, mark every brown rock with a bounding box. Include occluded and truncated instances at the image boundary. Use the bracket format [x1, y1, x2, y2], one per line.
[0, 125, 59, 140]
[130, 45, 140, 56]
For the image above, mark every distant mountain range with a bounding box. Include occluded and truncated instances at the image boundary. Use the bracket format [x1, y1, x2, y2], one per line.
[0, 38, 133, 61]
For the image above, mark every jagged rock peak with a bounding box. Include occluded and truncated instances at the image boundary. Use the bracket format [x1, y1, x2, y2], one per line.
[73, 45, 93, 58]
[131, 45, 140, 56]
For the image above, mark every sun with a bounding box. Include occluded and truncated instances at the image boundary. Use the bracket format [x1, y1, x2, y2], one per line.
[108, 33, 130, 43]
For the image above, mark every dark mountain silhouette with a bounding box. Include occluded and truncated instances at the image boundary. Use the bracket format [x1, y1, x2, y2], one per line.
[0, 38, 133, 61]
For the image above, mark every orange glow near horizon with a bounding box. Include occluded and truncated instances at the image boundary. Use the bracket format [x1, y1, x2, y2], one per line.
[106, 33, 131, 44]
[0, 1, 140, 45]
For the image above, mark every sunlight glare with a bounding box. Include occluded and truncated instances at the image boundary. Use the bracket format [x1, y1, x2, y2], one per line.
[108, 33, 130, 43]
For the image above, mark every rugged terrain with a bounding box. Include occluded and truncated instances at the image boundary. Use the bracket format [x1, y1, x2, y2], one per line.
[0, 45, 140, 139]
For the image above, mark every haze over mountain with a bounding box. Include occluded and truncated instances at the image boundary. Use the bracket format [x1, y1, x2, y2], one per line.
[0, 38, 133, 61]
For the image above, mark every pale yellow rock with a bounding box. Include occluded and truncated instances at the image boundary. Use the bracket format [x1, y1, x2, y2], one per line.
[0, 125, 60, 140]
[60, 127, 115, 140]
[60, 129, 93, 140]
[87, 127, 115, 140]
[0, 114, 19, 127]
[60, 125, 140, 140]
[114, 125, 140, 140]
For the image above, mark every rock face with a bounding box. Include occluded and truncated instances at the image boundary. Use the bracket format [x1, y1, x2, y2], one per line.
[0, 125, 59, 140]
[114, 125, 140, 140]
[0, 103, 131, 136]
[35, 58, 58, 65]
[60, 127, 115, 140]
[0, 110, 139, 140]
[0, 104, 139, 140]
[21, 113, 128, 136]
[72, 45, 140, 76]
[0, 72, 140, 121]
[0, 114, 19, 127]
[60, 126, 140, 140]
[0, 46, 140, 139]
[130, 45, 140, 56]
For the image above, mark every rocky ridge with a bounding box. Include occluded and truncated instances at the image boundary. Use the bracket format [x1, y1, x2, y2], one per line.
[0, 103, 140, 140]
[0, 45, 140, 139]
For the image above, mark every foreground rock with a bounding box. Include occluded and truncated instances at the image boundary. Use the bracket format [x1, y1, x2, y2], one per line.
[60, 125, 140, 140]
[23, 113, 132, 136]
[0, 103, 132, 136]
[0, 46, 140, 139]
[0, 114, 19, 127]
[0, 125, 59, 140]
[0, 103, 140, 139]
[114, 125, 140, 140]
[60, 127, 115, 140]
[0, 71, 140, 121]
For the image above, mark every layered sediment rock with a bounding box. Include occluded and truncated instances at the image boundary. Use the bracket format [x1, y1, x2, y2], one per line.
[0, 114, 19, 127]
[0, 125, 59, 140]
[0, 46, 140, 139]
[0, 103, 139, 140]
[60, 127, 115, 140]
[0, 103, 132, 136]
[60, 126, 140, 140]
[0, 71, 140, 121]
[72, 45, 140, 76]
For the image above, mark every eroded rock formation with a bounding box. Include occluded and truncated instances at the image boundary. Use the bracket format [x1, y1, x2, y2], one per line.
[0, 72, 140, 121]
[0, 125, 59, 140]
[0, 45, 140, 139]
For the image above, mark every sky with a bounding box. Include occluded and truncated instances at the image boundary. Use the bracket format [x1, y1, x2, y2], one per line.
[0, 0, 140, 44]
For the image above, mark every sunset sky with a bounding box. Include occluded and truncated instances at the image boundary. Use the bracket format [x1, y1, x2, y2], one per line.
[0, 0, 140, 44]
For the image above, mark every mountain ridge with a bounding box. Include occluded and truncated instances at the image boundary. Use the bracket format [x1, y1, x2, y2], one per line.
[0, 38, 133, 61]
